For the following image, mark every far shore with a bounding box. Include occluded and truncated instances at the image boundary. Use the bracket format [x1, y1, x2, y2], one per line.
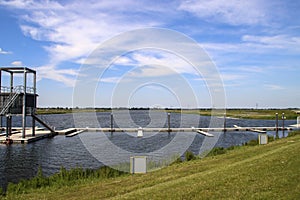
[36, 107, 299, 120]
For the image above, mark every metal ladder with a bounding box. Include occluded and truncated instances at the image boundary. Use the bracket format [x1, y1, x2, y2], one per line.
[0, 86, 23, 115]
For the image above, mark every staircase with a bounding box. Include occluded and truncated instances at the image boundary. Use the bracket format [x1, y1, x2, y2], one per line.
[0, 86, 23, 115]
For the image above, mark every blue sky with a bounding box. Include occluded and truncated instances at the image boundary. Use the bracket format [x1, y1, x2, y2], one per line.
[0, 0, 299, 108]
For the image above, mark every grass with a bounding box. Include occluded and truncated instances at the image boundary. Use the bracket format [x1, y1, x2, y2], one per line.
[36, 108, 112, 115]
[287, 130, 300, 137]
[2, 131, 300, 199]
[36, 108, 299, 119]
[223, 109, 298, 119]
[3, 166, 126, 195]
[169, 108, 299, 120]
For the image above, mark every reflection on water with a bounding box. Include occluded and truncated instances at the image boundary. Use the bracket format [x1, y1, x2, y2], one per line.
[0, 111, 296, 190]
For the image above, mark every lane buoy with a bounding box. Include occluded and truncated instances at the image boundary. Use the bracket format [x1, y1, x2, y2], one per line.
[137, 127, 143, 137]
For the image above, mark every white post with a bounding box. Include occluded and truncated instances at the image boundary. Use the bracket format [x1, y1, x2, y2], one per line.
[32, 71, 36, 136]
[22, 69, 27, 138]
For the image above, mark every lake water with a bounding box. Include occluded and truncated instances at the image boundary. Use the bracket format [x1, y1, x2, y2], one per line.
[0, 110, 296, 190]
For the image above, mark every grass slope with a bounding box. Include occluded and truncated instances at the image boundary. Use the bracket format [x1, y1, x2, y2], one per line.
[3, 135, 300, 200]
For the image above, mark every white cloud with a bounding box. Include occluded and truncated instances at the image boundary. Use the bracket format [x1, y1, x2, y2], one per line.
[97, 50, 210, 84]
[1, 0, 298, 93]
[264, 84, 284, 90]
[0, 47, 11, 54]
[11, 61, 23, 66]
[11, 1, 164, 65]
[100, 77, 123, 84]
[178, 0, 269, 25]
[114, 56, 136, 66]
[242, 34, 300, 52]
[0, 0, 63, 10]
[36, 65, 78, 87]
[237, 66, 265, 73]
[0, 0, 164, 85]
[201, 33, 300, 59]
[94, 51, 198, 84]
[116, 51, 199, 77]
[202, 43, 240, 52]
[220, 73, 244, 81]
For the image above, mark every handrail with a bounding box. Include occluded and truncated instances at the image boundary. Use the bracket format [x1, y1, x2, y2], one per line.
[0, 85, 36, 115]
[0, 86, 35, 94]
[0, 86, 23, 115]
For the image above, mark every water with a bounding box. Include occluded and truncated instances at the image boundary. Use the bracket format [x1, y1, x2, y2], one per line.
[0, 110, 296, 190]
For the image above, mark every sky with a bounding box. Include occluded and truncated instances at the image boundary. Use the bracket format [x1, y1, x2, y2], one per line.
[0, 0, 299, 108]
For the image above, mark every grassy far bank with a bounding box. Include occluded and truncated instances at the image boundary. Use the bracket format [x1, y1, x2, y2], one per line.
[169, 108, 299, 120]
[36, 108, 113, 115]
[2, 131, 300, 200]
[36, 107, 299, 120]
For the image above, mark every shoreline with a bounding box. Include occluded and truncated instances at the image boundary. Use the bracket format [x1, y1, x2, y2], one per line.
[36, 108, 299, 120]
[3, 130, 300, 199]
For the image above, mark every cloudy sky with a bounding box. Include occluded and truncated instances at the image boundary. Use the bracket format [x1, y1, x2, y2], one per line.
[0, 0, 299, 108]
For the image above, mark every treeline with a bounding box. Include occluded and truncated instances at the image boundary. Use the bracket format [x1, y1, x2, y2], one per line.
[38, 107, 300, 111]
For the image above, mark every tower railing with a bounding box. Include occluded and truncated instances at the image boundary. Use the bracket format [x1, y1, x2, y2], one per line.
[0, 67, 43, 138]
[0, 86, 24, 115]
[1, 86, 35, 94]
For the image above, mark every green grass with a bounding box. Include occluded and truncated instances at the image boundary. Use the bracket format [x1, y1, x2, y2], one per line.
[3, 166, 126, 196]
[169, 108, 299, 120]
[36, 108, 299, 119]
[36, 108, 113, 115]
[224, 109, 298, 120]
[288, 130, 300, 137]
[2, 132, 300, 200]
[178, 108, 298, 119]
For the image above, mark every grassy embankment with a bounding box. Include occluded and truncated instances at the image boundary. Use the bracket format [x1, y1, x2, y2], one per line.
[2, 131, 300, 199]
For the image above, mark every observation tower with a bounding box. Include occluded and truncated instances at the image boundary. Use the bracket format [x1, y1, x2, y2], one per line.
[0, 67, 54, 140]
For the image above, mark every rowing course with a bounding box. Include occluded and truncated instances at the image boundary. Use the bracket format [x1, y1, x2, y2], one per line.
[75, 126, 293, 132]
[1, 126, 294, 144]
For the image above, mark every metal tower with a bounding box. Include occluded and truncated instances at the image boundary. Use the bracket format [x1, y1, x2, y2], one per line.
[0, 67, 54, 139]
